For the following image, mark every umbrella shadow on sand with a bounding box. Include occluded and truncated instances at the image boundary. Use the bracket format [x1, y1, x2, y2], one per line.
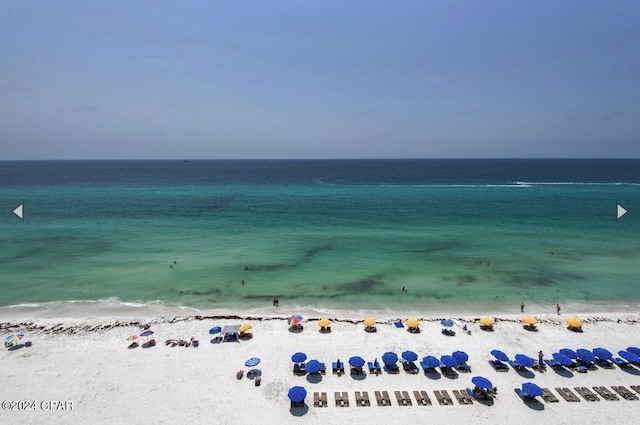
[8, 344, 27, 351]
[289, 404, 309, 416]
[306, 374, 323, 384]
[620, 366, 640, 376]
[515, 369, 535, 379]
[523, 399, 545, 411]
[425, 371, 442, 381]
[289, 326, 303, 334]
[551, 368, 574, 378]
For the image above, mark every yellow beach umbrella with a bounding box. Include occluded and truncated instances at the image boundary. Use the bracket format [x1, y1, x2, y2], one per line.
[566, 317, 583, 328]
[522, 316, 538, 325]
[239, 323, 252, 333]
[318, 318, 331, 327]
[405, 318, 420, 328]
[479, 317, 495, 326]
[363, 318, 376, 326]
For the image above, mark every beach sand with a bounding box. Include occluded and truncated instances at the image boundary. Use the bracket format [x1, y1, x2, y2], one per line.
[2, 311, 640, 425]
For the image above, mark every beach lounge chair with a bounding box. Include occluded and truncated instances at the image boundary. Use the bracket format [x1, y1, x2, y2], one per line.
[313, 392, 328, 407]
[364, 325, 377, 333]
[367, 361, 381, 375]
[440, 366, 457, 378]
[541, 388, 559, 403]
[456, 362, 471, 373]
[384, 363, 400, 374]
[374, 391, 391, 406]
[290, 400, 305, 408]
[555, 387, 580, 402]
[611, 386, 639, 401]
[413, 390, 432, 406]
[332, 360, 344, 376]
[294, 363, 306, 376]
[632, 386, 640, 396]
[508, 360, 526, 371]
[489, 360, 509, 372]
[334, 392, 350, 407]
[434, 390, 453, 405]
[592, 387, 618, 401]
[574, 387, 600, 402]
[355, 391, 371, 407]
[453, 390, 473, 405]
[595, 358, 614, 369]
[403, 361, 419, 374]
[319, 362, 327, 375]
[545, 359, 563, 369]
[394, 391, 412, 406]
[514, 388, 537, 402]
[394, 321, 405, 328]
[613, 357, 631, 368]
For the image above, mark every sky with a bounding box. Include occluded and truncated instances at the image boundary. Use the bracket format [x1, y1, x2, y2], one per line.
[1, 1, 639, 159]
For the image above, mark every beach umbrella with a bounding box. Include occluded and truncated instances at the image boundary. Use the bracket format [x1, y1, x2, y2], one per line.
[627, 347, 640, 356]
[452, 351, 469, 364]
[422, 356, 441, 368]
[127, 335, 138, 342]
[405, 318, 419, 328]
[515, 354, 534, 367]
[291, 352, 307, 363]
[522, 382, 544, 397]
[287, 386, 307, 403]
[552, 352, 574, 366]
[618, 351, 640, 364]
[479, 317, 494, 326]
[566, 317, 583, 328]
[522, 316, 538, 325]
[559, 348, 578, 359]
[471, 376, 493, 389]
[318, 318, 331, 327]
[592, 348, 612, 360]
[245, 357, 261, 368]
[140, 330, 154, 337]
[239, 323, 252, 333]
[490, 349, 509, 362]
[363, 318, 376, 326]
[305, 359, 322, 374]
[288, 315, 303, 326]
[382, 352, 398, 365]
[441, 319, 454, 327]
[401, 351, 418, 362]
[5, 333, 24, 344]
[576, 349, 595, 363]
[209, 326, 222, 335]
[348, 356, 366, 368]
[441, 355, 457, 368]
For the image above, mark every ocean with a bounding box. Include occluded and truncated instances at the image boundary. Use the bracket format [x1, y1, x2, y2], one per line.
[0, 159, 639, 317]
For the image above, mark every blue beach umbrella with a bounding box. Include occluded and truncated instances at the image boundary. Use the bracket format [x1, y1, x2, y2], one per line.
[559, 348, 578, 359]
[291, 352, 307, 363]
[209, 326, 222, 335]
[490, 349, 509, 362]
[288, 386, 307, 403]
[515, 354, 534, 368]
[618, 351, 640, 364]
[452, 351, 469, 364]
[592, 348, 612, 360]
[245, 357, 261, 368]
[627, 347, 640, 356]
[305, 359, 322, 374]
[552, 352, 574, 366]
[576, 349, 595, 363]
[441, 355, 457, 368]
[382, 352, 398, 365]
[422, 356, 441, 368]
[522, 382, 544, 397]
[140, 330, 154, 337]
[441, 319, 454, 327]
[471, 376, 493, 389]
[401, 351, 418, 362]
[349, 356, 366, 368]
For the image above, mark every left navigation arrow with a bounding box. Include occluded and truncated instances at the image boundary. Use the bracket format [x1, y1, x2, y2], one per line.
[12, 203, 24, 221]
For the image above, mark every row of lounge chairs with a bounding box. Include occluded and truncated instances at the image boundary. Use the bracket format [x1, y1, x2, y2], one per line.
[304, 389, 474, 408]
[514, 385, 640, 403]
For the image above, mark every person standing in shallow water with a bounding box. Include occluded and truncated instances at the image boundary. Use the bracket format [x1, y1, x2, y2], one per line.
[520, 302, 525, 313]
[556, 303, 561, 315]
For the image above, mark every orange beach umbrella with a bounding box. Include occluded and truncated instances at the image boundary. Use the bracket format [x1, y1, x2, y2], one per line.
[479, 317, 495, 326]
[318, 318, 331, 327]
[566, 317, 583, 328]
[522, 316, 538, 325]
[363, 318, 376, 326]
[405, 318, 420, 328]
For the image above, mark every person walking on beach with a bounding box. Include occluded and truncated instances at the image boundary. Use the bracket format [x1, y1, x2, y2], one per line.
[556, 303, 561, 315]
[520, 302, 525, 313]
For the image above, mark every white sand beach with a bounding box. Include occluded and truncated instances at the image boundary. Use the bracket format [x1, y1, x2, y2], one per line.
[2, 311, 640, 425]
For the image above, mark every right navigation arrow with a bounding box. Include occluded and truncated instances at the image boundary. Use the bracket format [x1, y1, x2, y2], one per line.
[617, 203, 627, 220]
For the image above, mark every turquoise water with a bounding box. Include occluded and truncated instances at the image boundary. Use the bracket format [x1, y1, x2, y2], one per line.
[0, 160, 639, 313]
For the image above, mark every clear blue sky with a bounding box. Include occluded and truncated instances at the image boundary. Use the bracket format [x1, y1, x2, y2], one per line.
[1, 1, 639, 159]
